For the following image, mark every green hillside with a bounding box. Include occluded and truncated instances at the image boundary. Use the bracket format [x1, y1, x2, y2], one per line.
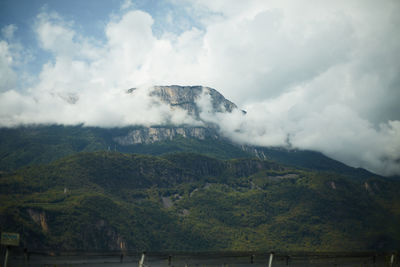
[0, 125, 251, 172]
[248, 146, 374, 177]
[0, 126, 378, 178]
[1, 151, 399, 252]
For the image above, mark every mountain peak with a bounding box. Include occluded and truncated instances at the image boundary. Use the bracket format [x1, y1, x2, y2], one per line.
[128, 85, 238, 117]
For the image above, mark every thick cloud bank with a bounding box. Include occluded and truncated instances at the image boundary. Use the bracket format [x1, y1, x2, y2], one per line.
[0, 0, 399, 176]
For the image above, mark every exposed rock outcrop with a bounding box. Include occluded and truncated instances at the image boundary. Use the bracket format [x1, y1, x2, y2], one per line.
[121, 85, 242, 145]
[114, 126, 219, 145]
[150, 85, 238, 116]
[27, 209, 48, 232]
[127, 85, 240, 118]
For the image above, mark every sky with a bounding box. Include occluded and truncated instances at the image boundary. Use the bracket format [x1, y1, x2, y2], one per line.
[0, 0, 399, 176]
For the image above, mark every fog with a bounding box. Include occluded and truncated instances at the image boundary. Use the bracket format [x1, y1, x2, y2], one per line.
[0, 0, 399, 175]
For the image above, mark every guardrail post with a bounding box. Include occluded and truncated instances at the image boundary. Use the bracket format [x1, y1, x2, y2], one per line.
[390, 253, 395, 267]
[268, 252, 274, 267]
[139, 251, 146, 267]
[3, 246, 9, 267]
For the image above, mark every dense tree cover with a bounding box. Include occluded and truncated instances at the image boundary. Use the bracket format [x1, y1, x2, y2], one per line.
[1, 151, 399, 252]
[1, 126, 379, 178]
[0, 126, 251, 172]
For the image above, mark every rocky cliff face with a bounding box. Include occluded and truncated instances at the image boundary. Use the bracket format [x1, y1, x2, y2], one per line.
[27, 209, 49, 232]
[129, 85, 238, 118]
[121, 85, 239, 144]
[114, 126, 219, 145]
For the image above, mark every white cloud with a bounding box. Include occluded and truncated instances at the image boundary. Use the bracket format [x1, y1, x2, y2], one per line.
[35, 12, 103, 61]
[121, 0, 134, 10]
[0, 86, 197, 128]
[0, 1, 399, 175]
[0, 40, 17, 92]
[1, 24, 17, 40]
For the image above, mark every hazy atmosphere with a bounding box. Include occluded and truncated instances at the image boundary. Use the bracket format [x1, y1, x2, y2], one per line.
[1, 0, 399, 176]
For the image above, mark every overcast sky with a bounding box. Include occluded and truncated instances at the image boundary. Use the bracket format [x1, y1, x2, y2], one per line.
[0, 0, 399, 176]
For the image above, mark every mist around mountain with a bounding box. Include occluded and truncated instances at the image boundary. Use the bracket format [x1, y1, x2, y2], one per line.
[1, 85, 400, 252]
[2, 85, 399, 176]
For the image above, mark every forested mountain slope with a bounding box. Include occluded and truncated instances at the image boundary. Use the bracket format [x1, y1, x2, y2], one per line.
[1, 152, 399, 251]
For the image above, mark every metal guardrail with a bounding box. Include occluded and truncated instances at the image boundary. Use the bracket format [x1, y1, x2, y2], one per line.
[1, 249, 399, 266]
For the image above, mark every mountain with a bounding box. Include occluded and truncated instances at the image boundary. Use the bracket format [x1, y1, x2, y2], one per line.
[1, 85, 399, 252]
[148, 85, 239, 116]
[0, 85, 376, 176]
[0, 124, 378, 177]
[0, 125, 251, 172]
[242, 146, 375, 178]
[1, 152, 399, 251]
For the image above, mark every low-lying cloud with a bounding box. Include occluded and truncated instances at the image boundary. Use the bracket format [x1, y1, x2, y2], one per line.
[0, 86, 198, 127]
[0, 0, 399, 176]
[198, 92, 400, 176]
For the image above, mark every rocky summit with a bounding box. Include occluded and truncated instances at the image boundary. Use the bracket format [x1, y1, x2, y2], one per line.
[123, 85, 240, 144]
[129, 85, 239, 118]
